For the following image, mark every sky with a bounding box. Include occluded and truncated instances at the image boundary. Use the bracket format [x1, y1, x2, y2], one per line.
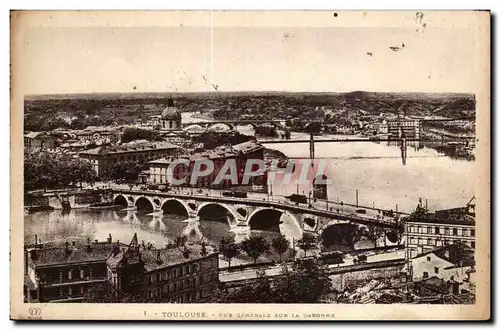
[20, 22, 478, 95]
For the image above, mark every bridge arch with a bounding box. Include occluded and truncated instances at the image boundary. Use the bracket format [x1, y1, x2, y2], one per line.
[197, 202, 240, 226]
[247, 207, 302, 236]
[183, 124, 205, 133]
[208, 123, 234, 131]
[135, 196, 154, 213]
[265, 122, 279, 128]
[113, 195, 128, 208]
[161, 198, 190, 217]
[319, 222, 375, 252]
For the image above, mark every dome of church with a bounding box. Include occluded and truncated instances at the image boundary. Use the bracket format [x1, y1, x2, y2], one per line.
[161, 107, 181, 120]
[161, 97, 181, 120]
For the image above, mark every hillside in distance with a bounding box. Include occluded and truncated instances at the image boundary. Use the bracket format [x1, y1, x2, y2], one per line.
[23, 91, 475, 132]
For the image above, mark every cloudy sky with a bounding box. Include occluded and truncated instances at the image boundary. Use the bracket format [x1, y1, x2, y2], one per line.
[19, 12, 480, 95]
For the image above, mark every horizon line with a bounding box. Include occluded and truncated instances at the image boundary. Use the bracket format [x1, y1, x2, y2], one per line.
[25, 90, 475, 98]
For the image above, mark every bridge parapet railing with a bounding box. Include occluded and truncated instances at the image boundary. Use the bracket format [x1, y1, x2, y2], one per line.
[112, 188, 398, 227]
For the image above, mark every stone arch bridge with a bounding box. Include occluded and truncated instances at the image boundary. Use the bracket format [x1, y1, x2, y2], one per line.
[111, 189, 400, 243]
[181, 120, 286, 132]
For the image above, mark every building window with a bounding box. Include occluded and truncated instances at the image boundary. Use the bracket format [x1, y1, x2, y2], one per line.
[471, 241, 476, 249]
[426, 256, 431, 262]
[68, 270, 73, 280]
[423, 272, 429, 279]
[450, 276, 455, 281]
[68, 287, 72, 296]
[434, 267, 439, 274]
[428, 239, 435, 246]
[80, 269, 84, 279]
[427, 226, 432, 234]
[453, 228, 458, 236]
[471, 229, 475, 237]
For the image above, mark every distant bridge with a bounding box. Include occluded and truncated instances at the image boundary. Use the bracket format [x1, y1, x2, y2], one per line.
[257, 137, 475, 144]
[419, 116, 476, 122]
[182, 119, 286, 131]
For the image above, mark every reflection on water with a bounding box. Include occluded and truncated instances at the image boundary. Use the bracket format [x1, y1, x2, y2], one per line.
[267, 139, 475, 213]
[24, 208, 293, 247]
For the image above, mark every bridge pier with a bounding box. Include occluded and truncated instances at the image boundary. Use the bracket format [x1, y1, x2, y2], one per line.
[230, 224, 251, 243]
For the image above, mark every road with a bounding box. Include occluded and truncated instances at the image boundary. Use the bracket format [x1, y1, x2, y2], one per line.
[219, 249, 405, 283]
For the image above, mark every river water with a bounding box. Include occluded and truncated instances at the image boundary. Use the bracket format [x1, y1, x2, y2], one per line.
[24, 112, 475, 249]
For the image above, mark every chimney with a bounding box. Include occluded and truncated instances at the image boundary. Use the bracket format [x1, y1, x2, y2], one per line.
[156, 250, 162, 264]
[72, 241, 76, 246]
[182, 246, 191, 259]
[107, 234, 112, 243]
[34, 235, 38, 245]
[86, 238, 93, 253]
[94, 239, 98, 244]
[64, 241, 71, 257]
[201, 242, 208, 256]
[112, 244, 120, 257]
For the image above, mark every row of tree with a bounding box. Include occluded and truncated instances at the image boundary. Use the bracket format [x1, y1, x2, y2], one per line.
[211, 257, 332, 303]
[101, 161, 145, 183]
[219, 233, 318, 268]
[120, 127, 163, 143]
[24, 150, 98, 192]
[24, 113, 117, 132]
[191, 131, 253, 151]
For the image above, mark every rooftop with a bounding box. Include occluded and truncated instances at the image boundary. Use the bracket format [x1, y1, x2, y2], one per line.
[405, 205, 475, 226]
[25, 132, 52, 139]
[80, 141, 180, 156]
[27, 234, 217, 272]
[414, 243, 475, 267]
[141, 244, 217, 272]
[148, 141, 263, 165]
[28, 240, 129, 268]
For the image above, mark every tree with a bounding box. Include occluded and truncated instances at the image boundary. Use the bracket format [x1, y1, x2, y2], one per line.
[191, 131, 252, 151]
[272, 234, 290, 262]
[121, 127, 163, 143]
[83, 282, 147, 303]
[296, 232, 317, 257]
[240, 236, 270, 264]
[219, 235, 240, 268]
[210, 258, 332, 303]
[24, 150, 98, 192]
[282, 258, 332, 303]
[102, 161, 143, 183]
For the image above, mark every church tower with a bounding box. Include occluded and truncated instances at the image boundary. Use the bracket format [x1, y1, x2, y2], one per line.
[160, 96, 182, 130]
